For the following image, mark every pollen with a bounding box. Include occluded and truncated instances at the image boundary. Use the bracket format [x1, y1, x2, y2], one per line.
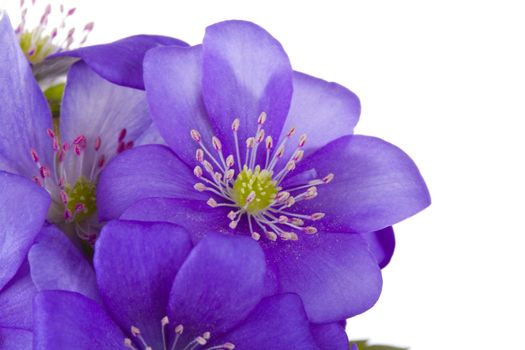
[232, 165, 279, 214]
[65, 177, 96, 222]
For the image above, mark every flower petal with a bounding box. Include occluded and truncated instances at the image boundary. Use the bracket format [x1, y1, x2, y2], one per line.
[0, 172, 50, 290]
[58, 34, 188, 89]
[169, 233, 266, 336]
[33, 291, 127, 350]
[94, 220, 192, 347]
[97, 144, 205, 221]
[279, 71, 360, 161]
[28, 224, 99, 301]
[291, 135, 431, 233]
[0, 261, 36, 330]
[263, 232, 382, 323]
[202, 20, 293, 147]
[310, 322, 349, 350]
[0, 327, 32, 350]
[219, 294, 318, 350]
[362, 227, 396, 269]
[144, 45, 214, 167]
[0, 14, 53, 178]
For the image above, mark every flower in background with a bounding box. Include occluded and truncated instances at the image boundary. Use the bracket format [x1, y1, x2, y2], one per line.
[33, 220, 348, 349]
[97, 20, 430, 323]
[0, 13, 185, 243]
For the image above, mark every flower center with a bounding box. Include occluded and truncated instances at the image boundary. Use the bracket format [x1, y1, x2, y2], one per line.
[64, 176, 96, 222]
[191, 112, 333, 242]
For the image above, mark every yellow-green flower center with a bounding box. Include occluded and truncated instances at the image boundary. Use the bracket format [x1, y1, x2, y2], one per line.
[232, 166, 279, 214]
[19, 31, 58, 64]
[65, 177, 97, 222]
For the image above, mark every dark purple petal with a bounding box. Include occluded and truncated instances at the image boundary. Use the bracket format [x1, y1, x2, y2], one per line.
[362, 227, 396, 269]
[202, 20, 293, 148]
[0, 327, 32, 350]
[0, 262, 36, 330]
[0, 172, 50, 290]
[169, 233, 266, 336]
[28, 225, 99, 301]
[33, 291, 127, 350]
[219, 294, 318, 350]
[97, 145, 205, 221]
[279, 71, 360, 161]
[60, 61, 152, 163]
[121, 197, 230, 243]
[291, 135, 431, 233]
[263, 232, 382, 323]
[0, 15, 53, 178]
[144, 45, 215, 167]
[94, 220, 192, 347]
[58, 34, 188, 89]
[310, 322, 349, 350]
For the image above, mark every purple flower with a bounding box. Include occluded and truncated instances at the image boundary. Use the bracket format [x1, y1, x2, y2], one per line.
[97, 20, 430, 323]
[33, 220, 345, 350]
[0, 13, 184, 242]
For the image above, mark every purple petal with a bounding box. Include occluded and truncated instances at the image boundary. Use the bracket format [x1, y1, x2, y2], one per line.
[60, 61, 152, 173]
[28, 225, 99, 301]
[291, 135, 431, 233]
[97, 144, 205, 221]
[264, 232, 382, 323]
[219, 294, 318, 350]
[33, 291, 127, 350]
[0, 172, 50, 289]
[0, 15, 53, 178]
[202, 20, 293, 148]
[121, 197, 230, 243]
[94, 220, 192, 347]
[58, 34, 188, 89]
[169, 233, 266, 336]
[310, 322, 349, 350]
[362, 227, 396, 269]
[0, 327, 32, 350]
[279, 71, 360, 161]
[144, 45, 215, 167]
[0, 261, 36, 330]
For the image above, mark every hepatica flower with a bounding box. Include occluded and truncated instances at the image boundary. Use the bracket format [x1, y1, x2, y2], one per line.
[33, 220, 342, 350]
[98, 20, 430, 323]
[0, 13, 184, 242]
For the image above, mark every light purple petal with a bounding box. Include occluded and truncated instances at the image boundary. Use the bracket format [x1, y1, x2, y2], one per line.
[310, 322, 349, 350]
[121, 197, 230, 243]
[362, 227, 396, 269]
[291, 135, 431, 233]
[263, 232, 382, 323]
[0, 172, 50, 289]
[58, 34, 188, 89]
[28, 224, 99, 301]
[60, 61, 152, 179]
[144, 45, 215, 167]
[0, 327, 32, 350]
[279, 71, 360, 161]
[169, 233, 266, 336]
[0, 14, 53, 178]
[97, 144, 205, 221]
[94, 220, 192, 347]
[219, 294, 319, 350]
[0, 261, 36, 330]
[202, 20, 293, 149]
[33, 291, 127, 350]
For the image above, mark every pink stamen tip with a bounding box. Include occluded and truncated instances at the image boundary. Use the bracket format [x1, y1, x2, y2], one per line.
[62, 143, 70, 152]
[311, 213, 325, 221]
[226, 155, 234, 168]
[190, 129, 201, 142]
[246, 137, 255, 149]
[285, 160, 296, 171]
[60, 191, 68, 204]
[256, 129, 265, 143]
[257, 112, 267, 125]
[57, 150, 65, 162]
[73, 135, 87, 146]
[298, 134, 307, 147]
[207, 198, 218, 208]
[60, 4, 64, 12]
[293, 149, 304, 162]
[117, 142, 126, 154]
[126, 141, 134, 150]
[194, 183, 206, 192]
[287, 127, 296, 137]
[265, 136, 273, 149]
[39, 166, 50, 178]
[227, 211, 237, 220]
[84, 22, 95, 31]
[67, 8, 76, 16]
[245, 191, 256, 204]
[74, 145, 82, 156]
[94, 137, 102, 151]
[225, 169, 235, 180]
[52, 138, 59, 151]
[275, 145, 285, 158]
[278, 215, 288, 224]
[97, 155, 106, 168]
[291, 218, 304, 226]
[202, 160, 213, 173]
[323, 173, 335, 183]
[74, 203, 85, 213]
[118, 128, 127, 142]
[304, 226, 318, 234]
[194, 166, 203, 178]
[276, 191, 290, 202]
[229, 220, 238, 229]
[265, 231, 278, 241]
[30, 148, 39, 163]
[64, 209, 72, 221]
[213, 172, 222, 181]
[46, 128, 55, 138]
[232, 118, 240, 132]
[51, 28, 58, 38]
[67, 28, 75, 38]
[196, 149, 204, 162]
[32, 176, 43, 186]
[58, 176, 65, 187]
[212, 136, 222, 151]
[251, 232, 261, 241]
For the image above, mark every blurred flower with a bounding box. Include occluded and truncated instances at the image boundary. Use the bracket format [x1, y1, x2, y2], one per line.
[33, 220, 346, 349]
[97, 20, 430, 323]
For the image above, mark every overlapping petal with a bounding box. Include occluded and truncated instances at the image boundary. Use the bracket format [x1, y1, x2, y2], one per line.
[0, 327, 32, 350]
[310, 322, 349, 350]
[0, 262, 36, 330]
[362, 227, 396, 269]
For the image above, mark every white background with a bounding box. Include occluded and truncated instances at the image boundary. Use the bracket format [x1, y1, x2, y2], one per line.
[2, 0, 524, 349]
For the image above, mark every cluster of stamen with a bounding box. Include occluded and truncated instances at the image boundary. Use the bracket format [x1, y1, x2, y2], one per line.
[191, 112, 333, 242]
[14, 0, 94, 64]
[29, 127, 134, 242]
[124, 317, 235, 350]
